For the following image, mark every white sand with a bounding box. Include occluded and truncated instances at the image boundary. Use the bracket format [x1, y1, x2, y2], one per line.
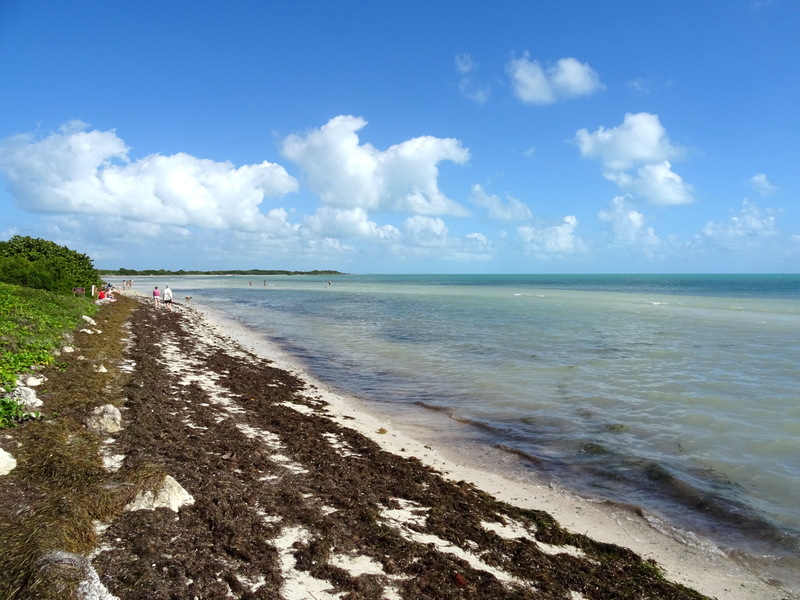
[166, 299, 793, 600]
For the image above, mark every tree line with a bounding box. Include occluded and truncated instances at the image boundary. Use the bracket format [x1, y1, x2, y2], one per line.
[100, 268, 346, 276]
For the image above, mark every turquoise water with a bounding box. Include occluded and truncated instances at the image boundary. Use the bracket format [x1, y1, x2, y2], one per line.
[126, 273, 800, 583]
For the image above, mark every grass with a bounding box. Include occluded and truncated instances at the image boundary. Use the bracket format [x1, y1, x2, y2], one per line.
[0, 281, 97, 393]
[0, 289, 166, 600]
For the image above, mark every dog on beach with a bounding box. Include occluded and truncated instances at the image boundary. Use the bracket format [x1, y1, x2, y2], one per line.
[184, 296, 192, 302]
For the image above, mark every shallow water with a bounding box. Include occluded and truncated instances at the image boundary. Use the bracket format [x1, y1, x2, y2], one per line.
[126, 273, 800, 588]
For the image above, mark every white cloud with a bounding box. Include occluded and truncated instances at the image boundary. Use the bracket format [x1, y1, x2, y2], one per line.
[748, 173, 777, 196]
[466, 232, 489, 246]
[282, 115, 470, 216]
[574, 113, 694, 205]
[455, 53, 491, 104]
[605, 161, 694, 206]
[702, 200, 778, 249]
[304, 206, 400, 240]
[469, 184, 532, 221]
[403, 215, 450, 246]
[507, 54, 604, 105]
[385, 217, 493, 263]
[598, 195, 662, 253]
[626, 77, 651, 94]
[455, 53, 476, 74]
[574, 112, 682, 171]
[1, 226, 19, 240]
[518, 215, 586, 257]
[0, 121, 298, 232]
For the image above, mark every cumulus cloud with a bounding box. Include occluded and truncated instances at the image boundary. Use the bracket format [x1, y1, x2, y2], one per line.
[702, 200, 778, 249]
[574, 112, 682, 170]
[518, 215, 586, 257]
[605, 161, 694, 206]
[403, 215, 450, 246]
[384, 216, 493, 263]
[507, 54, 604, 105]
[304, 206, 400, 240]
[574, 113, 694, 205]
[0, 121, 298, 232]
[282, 115, 470, 216]
[598, 195, 662, 253]
[748, 173, 777, 196]
[469, 184, 532, 221]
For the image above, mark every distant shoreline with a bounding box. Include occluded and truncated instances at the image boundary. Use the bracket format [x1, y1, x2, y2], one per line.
[100, 269, 347, 277]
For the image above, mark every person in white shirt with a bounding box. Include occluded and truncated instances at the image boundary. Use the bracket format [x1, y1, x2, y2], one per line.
[163, 285, 173, 311]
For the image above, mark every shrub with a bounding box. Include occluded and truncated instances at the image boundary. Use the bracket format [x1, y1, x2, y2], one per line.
[0, 235, 102, 294]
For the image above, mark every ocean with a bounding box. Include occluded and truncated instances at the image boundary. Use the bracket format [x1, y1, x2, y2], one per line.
[127, 273, 800, 587]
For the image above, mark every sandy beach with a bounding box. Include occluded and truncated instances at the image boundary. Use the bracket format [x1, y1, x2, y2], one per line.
[2, 294, 795, 599]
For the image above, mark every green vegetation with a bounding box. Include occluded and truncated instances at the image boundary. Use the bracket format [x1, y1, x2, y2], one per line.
[0, 295, 165, 599]
[0, 236, 103, 294]
[0, 397, 40, 429]
[99, 267, 346, 276]
[0, 281, 97, 394]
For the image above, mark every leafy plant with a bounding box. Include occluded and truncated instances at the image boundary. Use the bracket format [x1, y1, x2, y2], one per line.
[0, 396, 40, 427]
[0, 281, 97, 399]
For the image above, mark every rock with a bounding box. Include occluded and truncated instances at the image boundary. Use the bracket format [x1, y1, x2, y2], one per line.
[62, 346, 75, 353]
[126, 475, 195, 512]
[80, 329, 94, 334]
[85, 404, 122, 434]
[0, 448, 16, 475]
[10, 386, 42, 412]
[82, 315, 97, 326]
[95, 365, 108, 373]
[24, 375, 44, 387]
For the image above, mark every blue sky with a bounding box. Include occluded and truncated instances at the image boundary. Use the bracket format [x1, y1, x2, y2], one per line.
[1, 1, 798, 273]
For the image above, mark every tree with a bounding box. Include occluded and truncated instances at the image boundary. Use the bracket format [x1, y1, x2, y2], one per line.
[0, 236, 102, 294]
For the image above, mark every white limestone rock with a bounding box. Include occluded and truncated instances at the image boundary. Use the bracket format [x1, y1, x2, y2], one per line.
[10, 386, 42, 412]
[0, 448, 17, 475]
[81, 315, 98, 326]
[24, 375, 45, 387]
[85, 404, 122, 434]
[126, 475, 195, 512]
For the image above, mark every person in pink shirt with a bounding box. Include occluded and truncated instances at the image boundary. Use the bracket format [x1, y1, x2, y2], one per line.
[152, 286, 161, 309]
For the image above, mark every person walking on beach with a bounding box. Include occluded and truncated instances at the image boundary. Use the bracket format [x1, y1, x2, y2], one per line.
[152, 286, 161, 309]
[163, 285, 173, 311]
